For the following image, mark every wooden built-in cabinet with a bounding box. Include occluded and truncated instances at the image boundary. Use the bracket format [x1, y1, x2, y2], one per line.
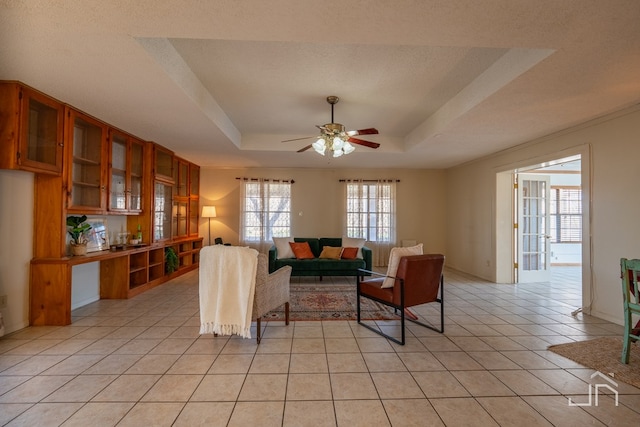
[108, 130, 144, 214]
[66, 107, 109, 213]
[0, 82, 65, 175]
[0, 80, 204, 326]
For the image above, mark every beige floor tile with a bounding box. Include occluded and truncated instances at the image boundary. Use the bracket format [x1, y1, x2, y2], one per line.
[327, 353, 368, 373]
[334, 400, 390, 427]
[286, 373, 332, 400]
[4, 339, 63, 355]
[330, 373, 379, 400]
[293, 325, 324, 338]
[382, 398, 444, 426]
[92, 374, 160, 402]
[261, 325, 295, 339]
[228, 401, 284, 427]
[476, 396, 554, 426]
[141, 374, 203, 401]
[283, 400, 336, 427]
[575, 393, 640, 426]
[479, 336, 528, 351]
[502, 350, 562, 369]
[184, 337, 228, 355]
[116, 402, 184, 427]
[523, 395, 607, 426]
[75, 338, 128, 355]
[362, 352, 407, 372]
[238, 373, 288, 401]
[467, 350, 522, 370]
[255, 338, 293, 353]
[1, 355, 67, 376]
[83, 354, 142, 375]
[43, 374, 117, 402]
[0, 376, 31, 395]
[397, 351, 446, 371]
[41, 354, 105, 375]
[371, 372, 424, 399]
[452, 371, 515, 397]
[173, 402, 234, 427]
[61, 402, 134, 427]
[0, 375, 74, 403]
[0, 403, 32, 425]
[449, 336, 495, 351]
[289, 353, 328, 373]
[219, 337, 259, 354]
[492, 370, 560, 395]
[432, 351, 484, 370]
[39, 339, 95, 355]
[355, 337, 395, 353]
[412, 371, 470, 398]
[292, 338, 326, 353]
[190, 374, 245, 401]
[208, 354, 254, 374]
[166, 354, 214, 374]
[148, 338, 196, 355]
[113, 338, 161, 354]
[528, 369, 590, 394]
[249, 353, 291, 374]
[6, 402, 83, 427]
[419, 336, 461, 352]
[124, 354, 180, 374]
[430, 397, 500, 426]
[325, 337, 360, 353]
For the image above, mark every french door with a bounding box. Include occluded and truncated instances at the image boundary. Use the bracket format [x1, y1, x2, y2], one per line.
[517, 174, 551, 283]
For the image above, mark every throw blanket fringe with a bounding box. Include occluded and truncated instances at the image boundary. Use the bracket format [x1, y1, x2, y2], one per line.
[199, 245, 258, 339]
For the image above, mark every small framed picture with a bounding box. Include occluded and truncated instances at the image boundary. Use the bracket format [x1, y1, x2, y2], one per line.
[86, 218, 110, 252]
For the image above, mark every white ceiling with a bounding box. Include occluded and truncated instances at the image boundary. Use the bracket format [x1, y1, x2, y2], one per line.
[1, 1, 639, 169]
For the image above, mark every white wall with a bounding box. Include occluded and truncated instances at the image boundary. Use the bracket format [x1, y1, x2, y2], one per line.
[447, 105, 640, 324]
[198, 167, 448, 256]
[0, 170, 33, 335]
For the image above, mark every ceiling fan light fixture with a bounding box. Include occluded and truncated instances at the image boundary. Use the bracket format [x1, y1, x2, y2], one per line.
[333, 148, 343, 158]
[343, 141, 355, 154]
[312, 138, 326, 155]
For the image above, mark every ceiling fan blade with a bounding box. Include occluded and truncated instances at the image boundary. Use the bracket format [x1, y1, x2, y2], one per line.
[297, 144, 313, 153]
[347, 128, 379, 136]
[282, 136, 315, 143]
[348, 137, 380, 149]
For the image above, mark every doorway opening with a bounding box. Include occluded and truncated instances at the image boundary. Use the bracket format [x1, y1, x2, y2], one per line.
[495, 148, 591, 315]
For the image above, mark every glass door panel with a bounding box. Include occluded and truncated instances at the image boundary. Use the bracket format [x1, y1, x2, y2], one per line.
[109, 134, 127, 210]
[154, 181, 172, 241]
[130, 141, 143, 211]
[70, 114, 105, 210]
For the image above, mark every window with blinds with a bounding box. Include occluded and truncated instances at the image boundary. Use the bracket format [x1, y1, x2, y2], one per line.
[550, 187, 582, 243]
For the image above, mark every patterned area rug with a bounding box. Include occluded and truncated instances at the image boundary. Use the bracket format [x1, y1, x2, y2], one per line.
[548, 336, 640, 389]
[262, 283, 397, 321]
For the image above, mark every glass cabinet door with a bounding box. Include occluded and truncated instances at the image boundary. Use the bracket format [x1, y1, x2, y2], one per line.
[173, 200, 188, 238]
[177, 160, 188, 197]
[189, 199, 198, 236]
[130, 140, 143, 212]
[68, 110, 107, 212]
[154, 181, 173, 241]
[109, 133, 127, 211]
[19, 86, 64, 174]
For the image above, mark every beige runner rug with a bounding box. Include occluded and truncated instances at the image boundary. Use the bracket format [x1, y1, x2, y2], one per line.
[548, 336, 640, 388]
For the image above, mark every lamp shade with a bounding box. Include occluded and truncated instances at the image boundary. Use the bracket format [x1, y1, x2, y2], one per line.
[201, 206, 217, 218]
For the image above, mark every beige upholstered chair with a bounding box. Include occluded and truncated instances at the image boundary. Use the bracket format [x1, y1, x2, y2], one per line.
[253, 253, 292, 343]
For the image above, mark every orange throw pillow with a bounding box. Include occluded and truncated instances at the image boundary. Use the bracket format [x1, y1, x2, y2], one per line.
[341, 247, 359, 259]
[289, 241, 315, 259]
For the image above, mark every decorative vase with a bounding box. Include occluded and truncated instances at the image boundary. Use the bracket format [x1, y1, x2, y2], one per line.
[70, 242, 88, 256]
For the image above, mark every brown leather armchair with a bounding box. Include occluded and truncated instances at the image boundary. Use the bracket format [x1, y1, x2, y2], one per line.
[357, 254, 445, 345]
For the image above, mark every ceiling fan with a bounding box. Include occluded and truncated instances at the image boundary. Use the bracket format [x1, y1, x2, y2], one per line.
[282, 96, 380, 157]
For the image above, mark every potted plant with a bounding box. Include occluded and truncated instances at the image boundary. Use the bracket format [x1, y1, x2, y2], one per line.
[165, 247, 179, 274]
[67, 215, 92, 256]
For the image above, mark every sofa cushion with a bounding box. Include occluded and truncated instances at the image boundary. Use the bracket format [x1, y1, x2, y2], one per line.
[319, 246, 343, 260]
[319, 237, 342, 249]
[381, 243, 424, 288]
[273, 236, 295, 259]
[294, 238, 320, 257]
[290, 241, 315, 259]
[341, 247, 359, 259]
[341, 237, 366, 258]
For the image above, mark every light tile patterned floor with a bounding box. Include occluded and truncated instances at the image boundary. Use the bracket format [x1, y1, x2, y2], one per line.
[1, 267, 639, 426]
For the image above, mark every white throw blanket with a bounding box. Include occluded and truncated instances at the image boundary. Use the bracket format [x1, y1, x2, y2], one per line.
[199, 245, 258, 338]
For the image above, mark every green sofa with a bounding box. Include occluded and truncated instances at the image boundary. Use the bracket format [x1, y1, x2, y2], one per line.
[268, 237, 372, 279]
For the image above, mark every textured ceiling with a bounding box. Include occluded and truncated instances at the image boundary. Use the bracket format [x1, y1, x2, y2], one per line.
[1, 1, 639, 169]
